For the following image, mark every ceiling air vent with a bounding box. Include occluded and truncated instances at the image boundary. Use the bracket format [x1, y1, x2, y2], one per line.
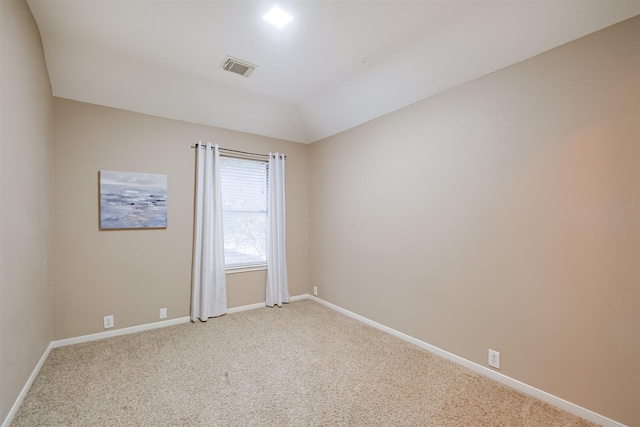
[222, 56, 257, 77]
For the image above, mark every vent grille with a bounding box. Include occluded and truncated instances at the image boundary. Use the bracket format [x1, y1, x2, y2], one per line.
[222, 56, 256, 77]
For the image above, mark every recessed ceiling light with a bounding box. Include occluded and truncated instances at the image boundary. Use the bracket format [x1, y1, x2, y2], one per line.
[263, 6, 293, 29]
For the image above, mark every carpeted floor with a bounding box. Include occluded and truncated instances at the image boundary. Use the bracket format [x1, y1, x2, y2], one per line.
[12, 299, 595, 426]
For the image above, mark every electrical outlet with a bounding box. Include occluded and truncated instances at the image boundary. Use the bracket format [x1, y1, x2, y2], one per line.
[103, 315, 114, 329]
[313, 286, 318, 296]
[488, 349, 500, 369]
[159, 308, 167, 319]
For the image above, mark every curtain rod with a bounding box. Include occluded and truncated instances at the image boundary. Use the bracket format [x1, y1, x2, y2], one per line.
[191, 143, 285, 159]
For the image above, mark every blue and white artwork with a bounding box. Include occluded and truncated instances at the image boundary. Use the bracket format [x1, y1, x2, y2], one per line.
[100, 170, 167, 229]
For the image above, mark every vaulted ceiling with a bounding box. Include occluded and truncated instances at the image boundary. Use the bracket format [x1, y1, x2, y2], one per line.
[27, 1, 639, 143]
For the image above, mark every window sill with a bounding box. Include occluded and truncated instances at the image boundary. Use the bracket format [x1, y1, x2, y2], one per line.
[225, 265, 267, 274]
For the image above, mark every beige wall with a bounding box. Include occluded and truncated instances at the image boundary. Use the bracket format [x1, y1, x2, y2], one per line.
[2, 3, 637, 425]
[309, 17, 639, 426]
[0, 0, 55, 421]
[53, 99, 309, 340]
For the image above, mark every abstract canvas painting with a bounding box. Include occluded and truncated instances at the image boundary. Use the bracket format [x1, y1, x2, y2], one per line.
[100, 170, 167, 229]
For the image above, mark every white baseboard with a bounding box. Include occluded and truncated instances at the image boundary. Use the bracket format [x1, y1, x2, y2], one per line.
[51, 295, 307, 348]
[308, 295, 626, 427]
[51, 316, 192, 348]
[6, 294, 620, 427]
[227, 301, 266, 314]
[53, 294, 309, 348]
[227, 294, 308, 314]
[1, 294, 310, 426]
[2, 341, 54, 427]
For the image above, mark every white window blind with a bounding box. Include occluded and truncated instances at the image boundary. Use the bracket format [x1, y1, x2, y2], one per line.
[220, 156, 268, 268]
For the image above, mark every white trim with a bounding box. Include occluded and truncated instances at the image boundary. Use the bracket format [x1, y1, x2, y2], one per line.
[228, 301, 266, 314]
[51, 317, 191, 348]
[2, 342, 54, 427]
[308, 295, 627, 427]
[225, 265, 267, 274]
[227, 294, 308, 314]
[52, 294, 311, 348]
[2, 295, 311, 427]
[6, 294, 619, 427]
[1, 295, 302, 425]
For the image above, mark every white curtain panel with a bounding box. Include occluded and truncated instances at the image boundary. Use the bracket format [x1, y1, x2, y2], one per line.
[191, 142, 227, 321]
[266, 153, 289, 307]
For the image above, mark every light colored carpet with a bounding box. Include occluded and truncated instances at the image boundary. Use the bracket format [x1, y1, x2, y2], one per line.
[13, 299, 595, 426]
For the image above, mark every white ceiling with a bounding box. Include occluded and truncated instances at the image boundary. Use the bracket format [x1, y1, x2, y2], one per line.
[27, 1, 639, 144]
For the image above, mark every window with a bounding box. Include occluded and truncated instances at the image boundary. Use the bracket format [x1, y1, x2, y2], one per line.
[220, 156, 268, 269]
